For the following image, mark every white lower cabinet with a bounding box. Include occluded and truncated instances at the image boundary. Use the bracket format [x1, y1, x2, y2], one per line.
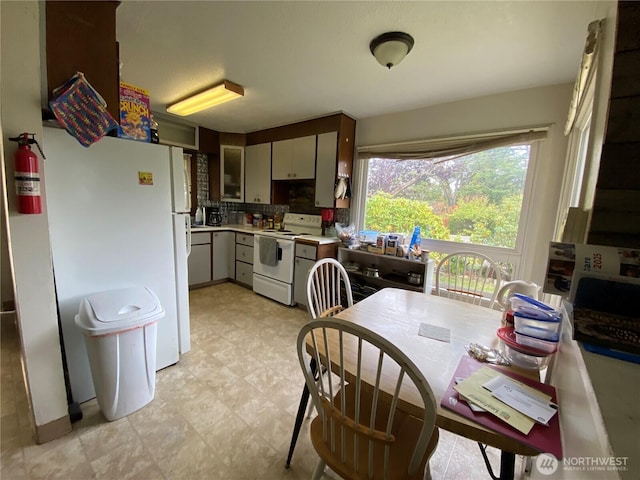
[212, 231, 234, 281]
[235, 260, 253, 287]
[235, 233, 254, 287]
[293, 240, 341, 306]
[188, 232, 212, 286]
[293, 257, 315, 306]
[236, 244, 253, 264]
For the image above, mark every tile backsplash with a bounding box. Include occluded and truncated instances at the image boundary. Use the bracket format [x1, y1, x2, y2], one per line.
[196, 154, 209, 205]
[194, 154, 350, 226]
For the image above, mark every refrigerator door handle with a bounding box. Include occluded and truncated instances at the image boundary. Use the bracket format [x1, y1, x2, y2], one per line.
[185, 215, 192, 257]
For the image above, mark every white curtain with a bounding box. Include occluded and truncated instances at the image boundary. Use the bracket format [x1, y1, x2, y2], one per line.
[357, 128, 547, 162]
[564, 20, 601, 135]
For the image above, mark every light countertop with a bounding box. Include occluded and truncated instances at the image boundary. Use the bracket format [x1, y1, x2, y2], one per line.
[190, 224, 260, 234]
[546, 305, 639, 479]
[294, 235, 341, 245]
[190, 224, 340, 245]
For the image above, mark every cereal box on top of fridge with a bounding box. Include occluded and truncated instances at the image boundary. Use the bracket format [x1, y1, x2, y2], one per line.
[118, 82, 150, 142]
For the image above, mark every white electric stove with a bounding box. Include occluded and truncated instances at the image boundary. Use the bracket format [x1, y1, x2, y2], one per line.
[253, 213, 322, 305]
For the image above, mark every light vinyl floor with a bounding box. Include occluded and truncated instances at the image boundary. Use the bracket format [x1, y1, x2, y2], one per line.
[1, 283, 523, 479]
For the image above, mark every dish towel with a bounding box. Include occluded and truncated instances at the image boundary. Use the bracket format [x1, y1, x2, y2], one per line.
[259, 237, 278, 266]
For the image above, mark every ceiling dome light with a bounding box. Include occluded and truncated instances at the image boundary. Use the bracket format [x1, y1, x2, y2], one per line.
[369, 31, 414, 69]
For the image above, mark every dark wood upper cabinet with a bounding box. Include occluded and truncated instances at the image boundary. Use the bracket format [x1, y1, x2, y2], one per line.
[198, 127, 220, 155]
[246, 113, 349, 145]
[198, 127, 221, 201]
[45, 1, 120, 121]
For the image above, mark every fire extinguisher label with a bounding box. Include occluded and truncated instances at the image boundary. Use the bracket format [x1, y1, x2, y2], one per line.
[15, 171, 40, 196]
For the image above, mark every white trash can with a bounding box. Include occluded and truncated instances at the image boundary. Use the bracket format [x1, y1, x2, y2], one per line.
[75, 286, 164, 421]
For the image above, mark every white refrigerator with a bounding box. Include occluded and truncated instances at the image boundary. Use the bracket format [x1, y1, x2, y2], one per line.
[43, 126, 191, 404]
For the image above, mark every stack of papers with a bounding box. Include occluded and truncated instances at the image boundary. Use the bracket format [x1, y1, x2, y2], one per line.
[484, 376, 558, 426]
[453, 366, 557, 435]
[441, 356, 563, 459]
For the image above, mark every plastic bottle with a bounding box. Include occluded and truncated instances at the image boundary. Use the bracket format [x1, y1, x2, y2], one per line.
[150, 115, 159, 144]
[407, 226, 421, 259]
[195, 206, 203, 225]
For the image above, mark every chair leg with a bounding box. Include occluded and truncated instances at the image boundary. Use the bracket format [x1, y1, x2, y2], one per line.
[311, 458, 326, 480]
[307, 365, 327, 418]
[524, 456, 533, 475]
[285, 358, 317, 468]
[285, 384, 310, 468]
[305, 397, 316, 418]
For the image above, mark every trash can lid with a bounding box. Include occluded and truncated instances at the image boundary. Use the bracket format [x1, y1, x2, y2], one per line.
[75, 287, 165, 335]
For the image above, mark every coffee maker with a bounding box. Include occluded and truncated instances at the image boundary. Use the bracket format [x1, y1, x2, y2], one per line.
[206, 207, 223, 226]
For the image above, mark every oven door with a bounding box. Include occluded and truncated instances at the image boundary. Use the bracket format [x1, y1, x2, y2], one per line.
[253, 235, 295, 283]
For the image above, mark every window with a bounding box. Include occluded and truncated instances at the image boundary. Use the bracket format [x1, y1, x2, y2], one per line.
[354, 130, 546, 280]
[570, 115, 592, 207]
[554, 19, 601, 243]
[553, 76, 596, 244]
[363, 144, 532, 248]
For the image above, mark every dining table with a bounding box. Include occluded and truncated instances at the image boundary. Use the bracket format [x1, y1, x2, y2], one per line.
[326, 287, 542, 480]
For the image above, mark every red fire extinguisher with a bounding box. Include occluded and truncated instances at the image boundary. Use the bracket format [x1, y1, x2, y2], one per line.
[9, 133, 46, 214]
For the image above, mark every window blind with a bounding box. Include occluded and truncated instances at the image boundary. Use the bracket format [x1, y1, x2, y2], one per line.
[358, 128, 548, 161]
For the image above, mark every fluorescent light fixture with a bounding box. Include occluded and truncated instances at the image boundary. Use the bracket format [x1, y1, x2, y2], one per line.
[166, 80, 244, 116]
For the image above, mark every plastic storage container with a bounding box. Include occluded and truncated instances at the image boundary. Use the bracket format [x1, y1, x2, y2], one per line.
[75, 287, 164, 421]
[500, 341, 552, 370]
[514, 331, 559, 353]
[509, 294, 561, 317]
[515, 324, 560, 342]
[513, 311, 561, 338]
[358, 230, 379, 243]
[497, 327, 553, 370]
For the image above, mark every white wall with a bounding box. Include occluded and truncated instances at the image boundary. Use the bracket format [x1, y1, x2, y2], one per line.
[1, 1, 69, 432]
[529, 2, 627, 479]
[1, 175, 14, 308]
[356, 83, 573, 286]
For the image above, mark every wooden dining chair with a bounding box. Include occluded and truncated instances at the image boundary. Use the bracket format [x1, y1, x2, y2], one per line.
[298, 318, 440, 480]
[435, 251, 502, 308]
[306, 258, 354, 319]
[285, 258, 354, 468]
